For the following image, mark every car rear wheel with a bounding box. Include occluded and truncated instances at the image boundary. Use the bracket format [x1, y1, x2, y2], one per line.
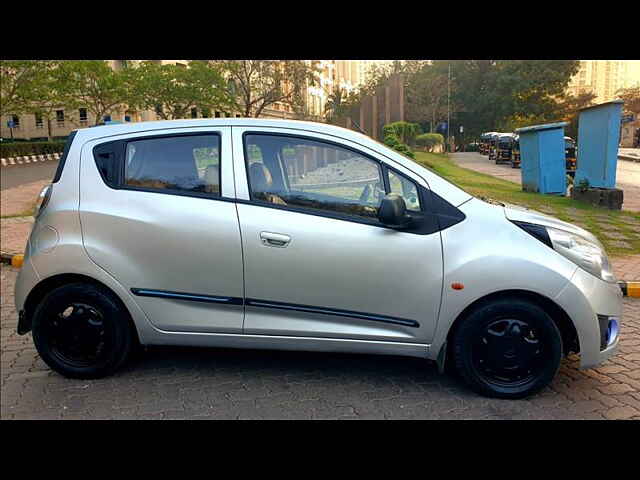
[452, 297, 562, 399]
[32, 283, 134, 379]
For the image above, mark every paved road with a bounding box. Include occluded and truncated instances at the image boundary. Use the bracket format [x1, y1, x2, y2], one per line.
[0, 161, 58, 191]
[1, 264, 638, 420]
[452, 153, 640, 212]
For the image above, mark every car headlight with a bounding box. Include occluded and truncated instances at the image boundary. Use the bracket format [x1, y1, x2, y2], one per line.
[546, 227, 616, 283]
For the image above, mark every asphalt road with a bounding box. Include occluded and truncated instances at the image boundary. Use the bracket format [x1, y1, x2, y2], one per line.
[0, 161, 58, 191]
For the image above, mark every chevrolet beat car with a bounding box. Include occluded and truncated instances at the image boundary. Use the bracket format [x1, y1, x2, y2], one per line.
[14, 119, 622, 399]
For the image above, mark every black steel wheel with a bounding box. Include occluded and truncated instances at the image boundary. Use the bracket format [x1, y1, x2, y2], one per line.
[32, 283, 134, 379]
[452, 297, 562, 399]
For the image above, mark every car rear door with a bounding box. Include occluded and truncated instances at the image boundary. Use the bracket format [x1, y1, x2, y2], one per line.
[79, 126, 245, 334]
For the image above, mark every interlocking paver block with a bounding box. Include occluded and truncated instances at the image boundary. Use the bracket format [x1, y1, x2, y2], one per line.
[1, 263, 639, 420]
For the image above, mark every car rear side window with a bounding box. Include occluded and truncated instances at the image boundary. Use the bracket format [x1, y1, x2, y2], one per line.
[124, 134, 221, 196]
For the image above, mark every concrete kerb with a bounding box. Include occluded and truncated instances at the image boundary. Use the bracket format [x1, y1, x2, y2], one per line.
[1, 153, 61, 167]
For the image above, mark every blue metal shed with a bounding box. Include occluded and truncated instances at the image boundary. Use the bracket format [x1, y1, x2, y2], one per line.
[515, 122, 568, 195]
[574, 100, 623, 189]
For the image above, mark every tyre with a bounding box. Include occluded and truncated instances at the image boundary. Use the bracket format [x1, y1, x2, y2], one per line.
[451, 297, 562, 399]
[32, 283, 135, 379]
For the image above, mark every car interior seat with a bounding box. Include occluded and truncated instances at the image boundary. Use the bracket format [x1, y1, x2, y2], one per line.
[249, 162, 286, 205]
[203, 165, 220, 195]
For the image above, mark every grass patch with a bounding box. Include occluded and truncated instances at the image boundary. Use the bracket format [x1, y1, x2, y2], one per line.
[414, 152, 640, 256]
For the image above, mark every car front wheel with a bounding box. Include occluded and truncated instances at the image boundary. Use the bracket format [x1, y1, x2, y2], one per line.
[452, 297, 562, 399]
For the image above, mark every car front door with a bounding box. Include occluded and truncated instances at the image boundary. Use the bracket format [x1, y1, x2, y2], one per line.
[232, 127, 444, 345]
[80, 127, 244, 334]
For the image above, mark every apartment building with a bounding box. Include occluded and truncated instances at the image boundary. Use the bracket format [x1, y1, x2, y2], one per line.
[304, 60, 372, 119]
[567, 60, 639, 104]
[1, 60, 373, 141]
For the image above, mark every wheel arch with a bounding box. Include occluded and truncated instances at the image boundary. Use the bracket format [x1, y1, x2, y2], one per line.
[20, 272, 140, 344]
[445, 289, 579, 358]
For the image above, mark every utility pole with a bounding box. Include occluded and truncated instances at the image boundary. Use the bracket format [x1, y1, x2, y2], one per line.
[447, 62, 451, 153]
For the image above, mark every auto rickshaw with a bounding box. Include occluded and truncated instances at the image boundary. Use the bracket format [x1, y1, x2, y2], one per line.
[565, 136, 577, 177]
[479, 133, 491, 155]
[495, 133, 515, 164]
[510, 134, 520, 168]
[487, 133, 502, 161]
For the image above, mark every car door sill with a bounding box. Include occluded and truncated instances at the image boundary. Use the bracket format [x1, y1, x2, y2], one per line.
[144, 329, 431, 359]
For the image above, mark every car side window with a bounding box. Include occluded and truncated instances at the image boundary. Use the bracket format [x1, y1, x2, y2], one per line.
[124, 134, 221, 196]
[245, 134, 384, 220]
[388, 170, 421, 212]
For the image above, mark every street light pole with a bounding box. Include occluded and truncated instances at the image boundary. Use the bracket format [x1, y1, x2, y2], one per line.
[447, 62, 451, 152]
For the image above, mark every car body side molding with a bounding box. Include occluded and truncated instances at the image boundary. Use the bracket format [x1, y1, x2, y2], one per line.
[130, 289, 420, 328]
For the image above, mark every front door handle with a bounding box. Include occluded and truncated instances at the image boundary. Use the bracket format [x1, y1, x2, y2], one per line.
[260, 231, 291, 248]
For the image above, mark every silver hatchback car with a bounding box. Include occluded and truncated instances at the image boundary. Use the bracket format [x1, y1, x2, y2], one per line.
[15, 119, 622, 398]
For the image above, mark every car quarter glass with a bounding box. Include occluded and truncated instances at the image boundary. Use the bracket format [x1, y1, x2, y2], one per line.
[388, 169, 421, 211]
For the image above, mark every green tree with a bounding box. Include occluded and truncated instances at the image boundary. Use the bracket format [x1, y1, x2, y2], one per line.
[56, 60, 130, 125]
[0, 60, 48, 115]
[125, 61, 230, 120]
[441, 60, 580, 138]
[21, 61, 67, 140]
[616, 86, 640, 114]
[323, 86, 362, 124]
[554, 91, 597, 139]
[404, 62, 449, 132]
[217, 60, 319, 117]
[323, 86, 346, 123]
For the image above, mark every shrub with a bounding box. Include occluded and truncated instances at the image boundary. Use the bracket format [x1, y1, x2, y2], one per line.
[382, 133, 415, 158]
[0, 141, 66, 158]
[383, 134, 401, 148]
[416, 133, 444, 152]
[392, 143, 415, 159]
[382, 121, 422, 146]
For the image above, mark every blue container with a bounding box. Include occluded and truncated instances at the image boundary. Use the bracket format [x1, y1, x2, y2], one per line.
[574, 100, 623, 189]
[515, 122, 568, 194]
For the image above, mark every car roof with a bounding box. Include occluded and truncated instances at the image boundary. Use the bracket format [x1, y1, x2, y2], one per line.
[75, 118, 371, 144]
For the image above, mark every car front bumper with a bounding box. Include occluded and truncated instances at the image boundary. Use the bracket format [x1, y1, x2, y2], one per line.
[554, 266, 623, 369]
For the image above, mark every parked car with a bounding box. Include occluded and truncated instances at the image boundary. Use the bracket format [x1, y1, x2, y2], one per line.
[14, 119, 622, 399]
[565, 136, 577, 177]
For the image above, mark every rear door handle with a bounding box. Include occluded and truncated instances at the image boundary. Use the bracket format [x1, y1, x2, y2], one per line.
[260, 232, 291, 248]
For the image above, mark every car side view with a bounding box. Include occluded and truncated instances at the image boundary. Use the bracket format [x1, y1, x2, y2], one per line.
[14, 119, 622, 399]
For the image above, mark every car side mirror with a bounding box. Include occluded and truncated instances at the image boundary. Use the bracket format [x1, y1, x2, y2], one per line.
[378, 193, 411, 229]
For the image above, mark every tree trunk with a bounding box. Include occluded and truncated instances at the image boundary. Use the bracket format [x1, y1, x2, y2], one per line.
[47, 118, 52, 141]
